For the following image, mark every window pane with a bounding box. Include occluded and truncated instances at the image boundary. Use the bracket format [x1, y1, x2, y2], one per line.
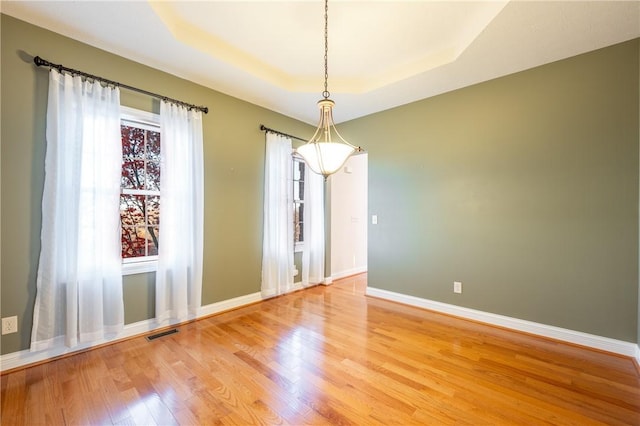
[147, 130, 161, 160]
[294, 202, 304, 243]
[147, 226, 159, 256]
[120, 194, 161, 258]
[293, 160, 305, 181]
[121, 227, 136, 258]
[122, 159, 146, 189]
[120, 194, 146, 227]
[122, 126, 145, 159]
[295, 222, 304, 244]
[293, 181, 304, 201]
[147, 196, 160, 225]
[122, 227, 146, 258]
[121, 118, 161, 261]
[146, 161, 161, 191]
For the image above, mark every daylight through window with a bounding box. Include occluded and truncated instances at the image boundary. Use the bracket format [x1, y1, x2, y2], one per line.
[120, 114, 161, 261]
[293, 158, 305, 245]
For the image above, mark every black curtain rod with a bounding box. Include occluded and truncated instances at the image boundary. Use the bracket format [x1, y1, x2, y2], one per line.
[259, 124, 307, 142]
[33, 56, 209, 114]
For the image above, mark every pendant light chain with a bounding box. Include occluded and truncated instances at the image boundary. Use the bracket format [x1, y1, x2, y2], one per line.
[322, 0, 330, 100]
[296, 0, 360, 180]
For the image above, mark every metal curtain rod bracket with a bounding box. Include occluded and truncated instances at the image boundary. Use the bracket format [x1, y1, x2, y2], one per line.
[33, 56, 209, 114]
[259, 124, 306, 142]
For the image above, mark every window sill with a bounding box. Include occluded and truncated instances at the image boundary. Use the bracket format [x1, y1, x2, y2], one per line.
[123, 260, 158, 276]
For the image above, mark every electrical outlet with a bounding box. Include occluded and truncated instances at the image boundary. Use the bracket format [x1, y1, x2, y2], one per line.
[454, 281, 462, 294]
[2, 316, 18, 335]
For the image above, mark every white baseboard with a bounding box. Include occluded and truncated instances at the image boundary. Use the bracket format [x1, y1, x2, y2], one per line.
[366, 287, 638, 358]
[4, 286, 636, 372]
[1, 291, 263, 372]
[331, 266, 367, 281]
[198, 292, 262, 317]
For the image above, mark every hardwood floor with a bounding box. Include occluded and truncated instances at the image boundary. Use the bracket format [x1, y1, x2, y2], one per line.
[2, 273, 639, 425]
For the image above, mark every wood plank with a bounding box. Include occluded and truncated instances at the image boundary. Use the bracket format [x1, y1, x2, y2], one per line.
[1, 273, 638, 425]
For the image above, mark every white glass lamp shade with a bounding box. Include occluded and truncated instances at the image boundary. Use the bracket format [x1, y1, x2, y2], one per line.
[297, 142, 355, 178]
[296, 98, 360, 179]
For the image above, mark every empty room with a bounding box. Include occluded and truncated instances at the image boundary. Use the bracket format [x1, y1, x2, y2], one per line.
[1, 1, 639, 424]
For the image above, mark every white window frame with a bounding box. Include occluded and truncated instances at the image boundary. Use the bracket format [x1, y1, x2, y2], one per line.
[293, 157, 305, 253]
[120, 106, 161, 276]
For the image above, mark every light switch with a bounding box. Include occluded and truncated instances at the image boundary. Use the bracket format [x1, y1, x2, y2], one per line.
[372, 215, 378, 225]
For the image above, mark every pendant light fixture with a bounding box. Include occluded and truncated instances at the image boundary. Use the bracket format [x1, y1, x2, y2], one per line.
[296, 0, 362, 180]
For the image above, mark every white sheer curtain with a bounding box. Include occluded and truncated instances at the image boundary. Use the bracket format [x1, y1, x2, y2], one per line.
[302, 167, 325, 286]
[261, 133, 294, 298]
[155, 102, 204, 322]
[31, 69, 123, 351]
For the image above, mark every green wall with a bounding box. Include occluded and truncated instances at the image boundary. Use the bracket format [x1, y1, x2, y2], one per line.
[343, 39, 639, 342]
[0, 14, 313, 354]
[2, 13, 638, 356]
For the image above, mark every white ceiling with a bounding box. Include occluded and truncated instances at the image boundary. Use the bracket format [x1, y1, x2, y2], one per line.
[2, 1, 639, 124]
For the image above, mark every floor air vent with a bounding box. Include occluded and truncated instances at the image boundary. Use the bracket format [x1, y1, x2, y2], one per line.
[146, 328, 179, 341]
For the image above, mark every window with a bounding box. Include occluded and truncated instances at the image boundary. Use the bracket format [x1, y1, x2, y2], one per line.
[120, 107, 161, 274]
[293, 158, 305, 250]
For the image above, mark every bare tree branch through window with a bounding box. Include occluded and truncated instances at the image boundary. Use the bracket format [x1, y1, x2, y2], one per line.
[120, 123, 160, 259]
